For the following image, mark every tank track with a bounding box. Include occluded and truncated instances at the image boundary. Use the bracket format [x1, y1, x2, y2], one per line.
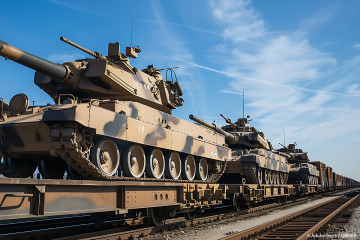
[242, 163, 290, 185]
[49, 123, 226, 183]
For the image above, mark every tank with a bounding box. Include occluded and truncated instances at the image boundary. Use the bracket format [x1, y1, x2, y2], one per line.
[278, 143, 319, 185]
[0, 37, 231, 182]
[189, 114, 290, 185]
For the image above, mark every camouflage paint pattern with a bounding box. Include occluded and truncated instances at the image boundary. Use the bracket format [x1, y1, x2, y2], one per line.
[0, 38, 230, 180]
[0, 100, 230, 162]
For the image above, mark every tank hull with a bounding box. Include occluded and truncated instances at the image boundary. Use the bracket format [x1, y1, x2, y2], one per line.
[287, 163, 320, 185]
[0, 101, 230, 181]
[222, 148, 290, 185]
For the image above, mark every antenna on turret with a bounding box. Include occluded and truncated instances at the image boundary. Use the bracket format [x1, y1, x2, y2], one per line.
[130, 18, 134, 47]
[283, 127, 286, 146]
[242, 89, 245, 118]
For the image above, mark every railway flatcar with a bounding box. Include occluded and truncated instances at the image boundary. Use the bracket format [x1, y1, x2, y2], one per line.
[310, 161, 328, 190]
[326, 167, 333, 190]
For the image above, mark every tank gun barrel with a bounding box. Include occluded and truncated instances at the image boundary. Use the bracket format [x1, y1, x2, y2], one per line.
[60, 37, 107, 61]
[189, 114, 237, 142]
[279, 143, 288, 149]
[220, 114, 236, 128]
[0, 40, 67, 81]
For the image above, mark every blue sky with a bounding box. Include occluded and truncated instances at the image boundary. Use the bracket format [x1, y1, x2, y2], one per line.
[0, 0, 359, 181]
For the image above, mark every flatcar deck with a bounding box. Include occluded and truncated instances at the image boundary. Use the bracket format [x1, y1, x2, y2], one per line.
[0, 177, 322, 222]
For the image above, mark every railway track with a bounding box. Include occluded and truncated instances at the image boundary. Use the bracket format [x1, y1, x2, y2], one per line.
[1, 189, 357, 240]
[223, 190, 359, 240]
[0, 193, 319, 240]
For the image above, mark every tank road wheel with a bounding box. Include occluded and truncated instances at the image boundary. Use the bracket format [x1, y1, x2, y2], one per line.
[182, 155, 196, 180]
[123, 144, 145, 178]
[264, 169, 270, 184]
[39, 159, 67, 179]
[274, 172, 280, 185]
[146, 148, 165, 178]
[165, 152, 181, 179]
[284, 173, 289, 184]
[184, 210, 196, 220]
[257, 167, 263, 185]
[269, 171, 274, 185]
[1, 157, 37, 178]
[147, 207, 165, 226]
[279, 172, 285, 185]
[195, 158, 208, 181]
[91, 139, 120, 176]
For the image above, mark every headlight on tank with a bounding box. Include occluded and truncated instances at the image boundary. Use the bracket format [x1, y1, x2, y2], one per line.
[9, 93, 29, 115]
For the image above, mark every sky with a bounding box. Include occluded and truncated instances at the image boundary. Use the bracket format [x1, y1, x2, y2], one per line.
[0, 0, 359, 181]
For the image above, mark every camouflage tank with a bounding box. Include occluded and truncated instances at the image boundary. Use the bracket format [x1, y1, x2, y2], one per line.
[0, 37, 230, 182]
[189, 115, 290, 185]
[278, 143, 319, 185]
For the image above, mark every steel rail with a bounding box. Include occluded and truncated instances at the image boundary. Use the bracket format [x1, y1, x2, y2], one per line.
[55, 195, 318, 240]
[222, 192, 359, 240]
[297, 193, 359, 240]
[0, 192, 316, 240]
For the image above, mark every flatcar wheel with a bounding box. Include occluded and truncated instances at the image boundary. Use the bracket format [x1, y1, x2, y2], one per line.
[39, 159, 67, 179]
[147, 207, 165, 226]
[182, 155, 196, 180]
[184, 211, 196, 220]
[91, 139, 120, 176]
[2, 157, 37, 178]
[195, 158, 208, 181]
[264, 169, 270, 184]
[232, 193, 242, 212]
[123, 144, 145, 178]
[257, 167, 263, 184]
[146, 148, 165, 178]
[165, 152, 181, 179]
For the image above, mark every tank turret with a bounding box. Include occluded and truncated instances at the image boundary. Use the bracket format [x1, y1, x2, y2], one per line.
[219, 114, 271, 150]
[0, 37, 183, 114]
[278, 142, 309, 163]
[277, 143, 319, 185]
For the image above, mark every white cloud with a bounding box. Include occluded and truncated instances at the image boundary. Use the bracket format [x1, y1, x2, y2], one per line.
[210, 0, 265, 42]
[148, 1, 210, 118]
[353, 43, 360, 50]
[300, 4, 337, 32]
[207, 0, 360, 180]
